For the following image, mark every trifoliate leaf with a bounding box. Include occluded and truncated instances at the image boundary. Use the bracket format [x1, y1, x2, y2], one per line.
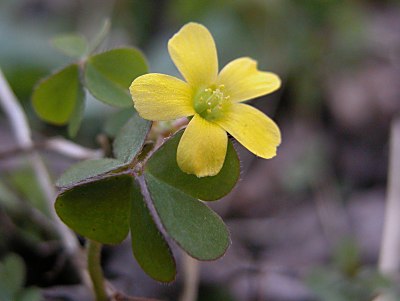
[84, 48, 147, 107]
[130, 181, 176, 282]
[67, 89, 86, 137]
[51, 34, 88, 58]
[146, 130, 240, 201]
[113, 112, 151, 163]
[32, 64, 83, 125]
[55, 175, 133, 244]
[88, 19, 111, 53]
[56, 158, 126, 188]
[104, 107, 136, 138]
[145, 173, 230, 260]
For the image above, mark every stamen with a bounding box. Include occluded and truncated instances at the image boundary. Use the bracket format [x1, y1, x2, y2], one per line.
[193, 85, 232, 121]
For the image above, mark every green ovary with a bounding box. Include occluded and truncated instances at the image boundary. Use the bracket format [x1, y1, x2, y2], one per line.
[193, 85, 231, 121]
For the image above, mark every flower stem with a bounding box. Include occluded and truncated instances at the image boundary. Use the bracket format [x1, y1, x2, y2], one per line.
[179, 252, 199, 301]
[87, 240, 108, 301]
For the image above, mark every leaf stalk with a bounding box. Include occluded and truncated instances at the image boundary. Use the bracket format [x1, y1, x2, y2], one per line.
[87, 240, 108, 301]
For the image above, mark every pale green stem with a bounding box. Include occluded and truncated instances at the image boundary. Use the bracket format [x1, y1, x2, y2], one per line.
[87, 240, 108, 301]
[179, 252, 199, 301]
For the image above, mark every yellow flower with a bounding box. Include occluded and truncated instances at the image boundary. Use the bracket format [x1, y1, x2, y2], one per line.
[130, 23, 281, 177]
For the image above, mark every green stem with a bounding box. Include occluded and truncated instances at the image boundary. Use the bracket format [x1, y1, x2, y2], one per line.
[87, 240, 108, 301]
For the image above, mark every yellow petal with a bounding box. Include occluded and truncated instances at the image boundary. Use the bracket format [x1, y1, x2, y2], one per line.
[168, 23, 218, 88]
[216, 104, 281, 158]
[177, 114, 227, 177]
[130, 73, 195, 121]
[217, 57, 281, 103]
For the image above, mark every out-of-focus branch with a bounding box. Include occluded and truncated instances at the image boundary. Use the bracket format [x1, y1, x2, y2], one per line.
[375, 117, 400, 301]
[379, 117, 400, 274]
[46, 137, 103, 159]
[0, 137, 103, 160]
[0, 68, 86, 274]
[0, 72, 31, 149]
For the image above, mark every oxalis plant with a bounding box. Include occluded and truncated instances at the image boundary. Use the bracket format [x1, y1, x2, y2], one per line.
[32, 21, 281, 300]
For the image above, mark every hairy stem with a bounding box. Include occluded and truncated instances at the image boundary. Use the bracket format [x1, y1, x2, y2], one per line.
[0, 137, 102, 161]
[87, 240, 108, 301]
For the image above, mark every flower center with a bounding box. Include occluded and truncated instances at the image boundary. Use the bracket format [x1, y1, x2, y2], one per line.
[193, 85, 231, 121]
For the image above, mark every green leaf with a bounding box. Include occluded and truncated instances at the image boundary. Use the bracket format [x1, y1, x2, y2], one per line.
[67, 89, 86, 137]
[55, 175, 133, 244]
[32, 64, 82, 125]
[0, 254, 25, 296]
[84, 48, 148, 107]
[130, 181, 176, 282]
[56, 158, 125, 188]
[104, 107, 136, 137]
[146, 130, 240, 201]
[113, 112, 151, 163]
[51, 34, 88, 58]
[145, 173, 230, 260]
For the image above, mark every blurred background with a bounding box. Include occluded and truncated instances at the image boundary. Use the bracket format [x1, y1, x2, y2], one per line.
[1, 0, 400, 300]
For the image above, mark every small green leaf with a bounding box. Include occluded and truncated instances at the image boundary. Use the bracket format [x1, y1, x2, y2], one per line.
[32, 64, 82, 125]
[55, 175, 133, 244]
[145, 173, 230, 260]
[84, 48, 148, 107]
[51, 34, 88, 58]
[56, 158, 125, 188]
[130, 181, 176, 282]
[67, 88, 86, 137]
[104, 107, 136, 137]
[113, 112, 151, 163]
[146, 130, 240, 201]
[0, 254, 25, 295]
